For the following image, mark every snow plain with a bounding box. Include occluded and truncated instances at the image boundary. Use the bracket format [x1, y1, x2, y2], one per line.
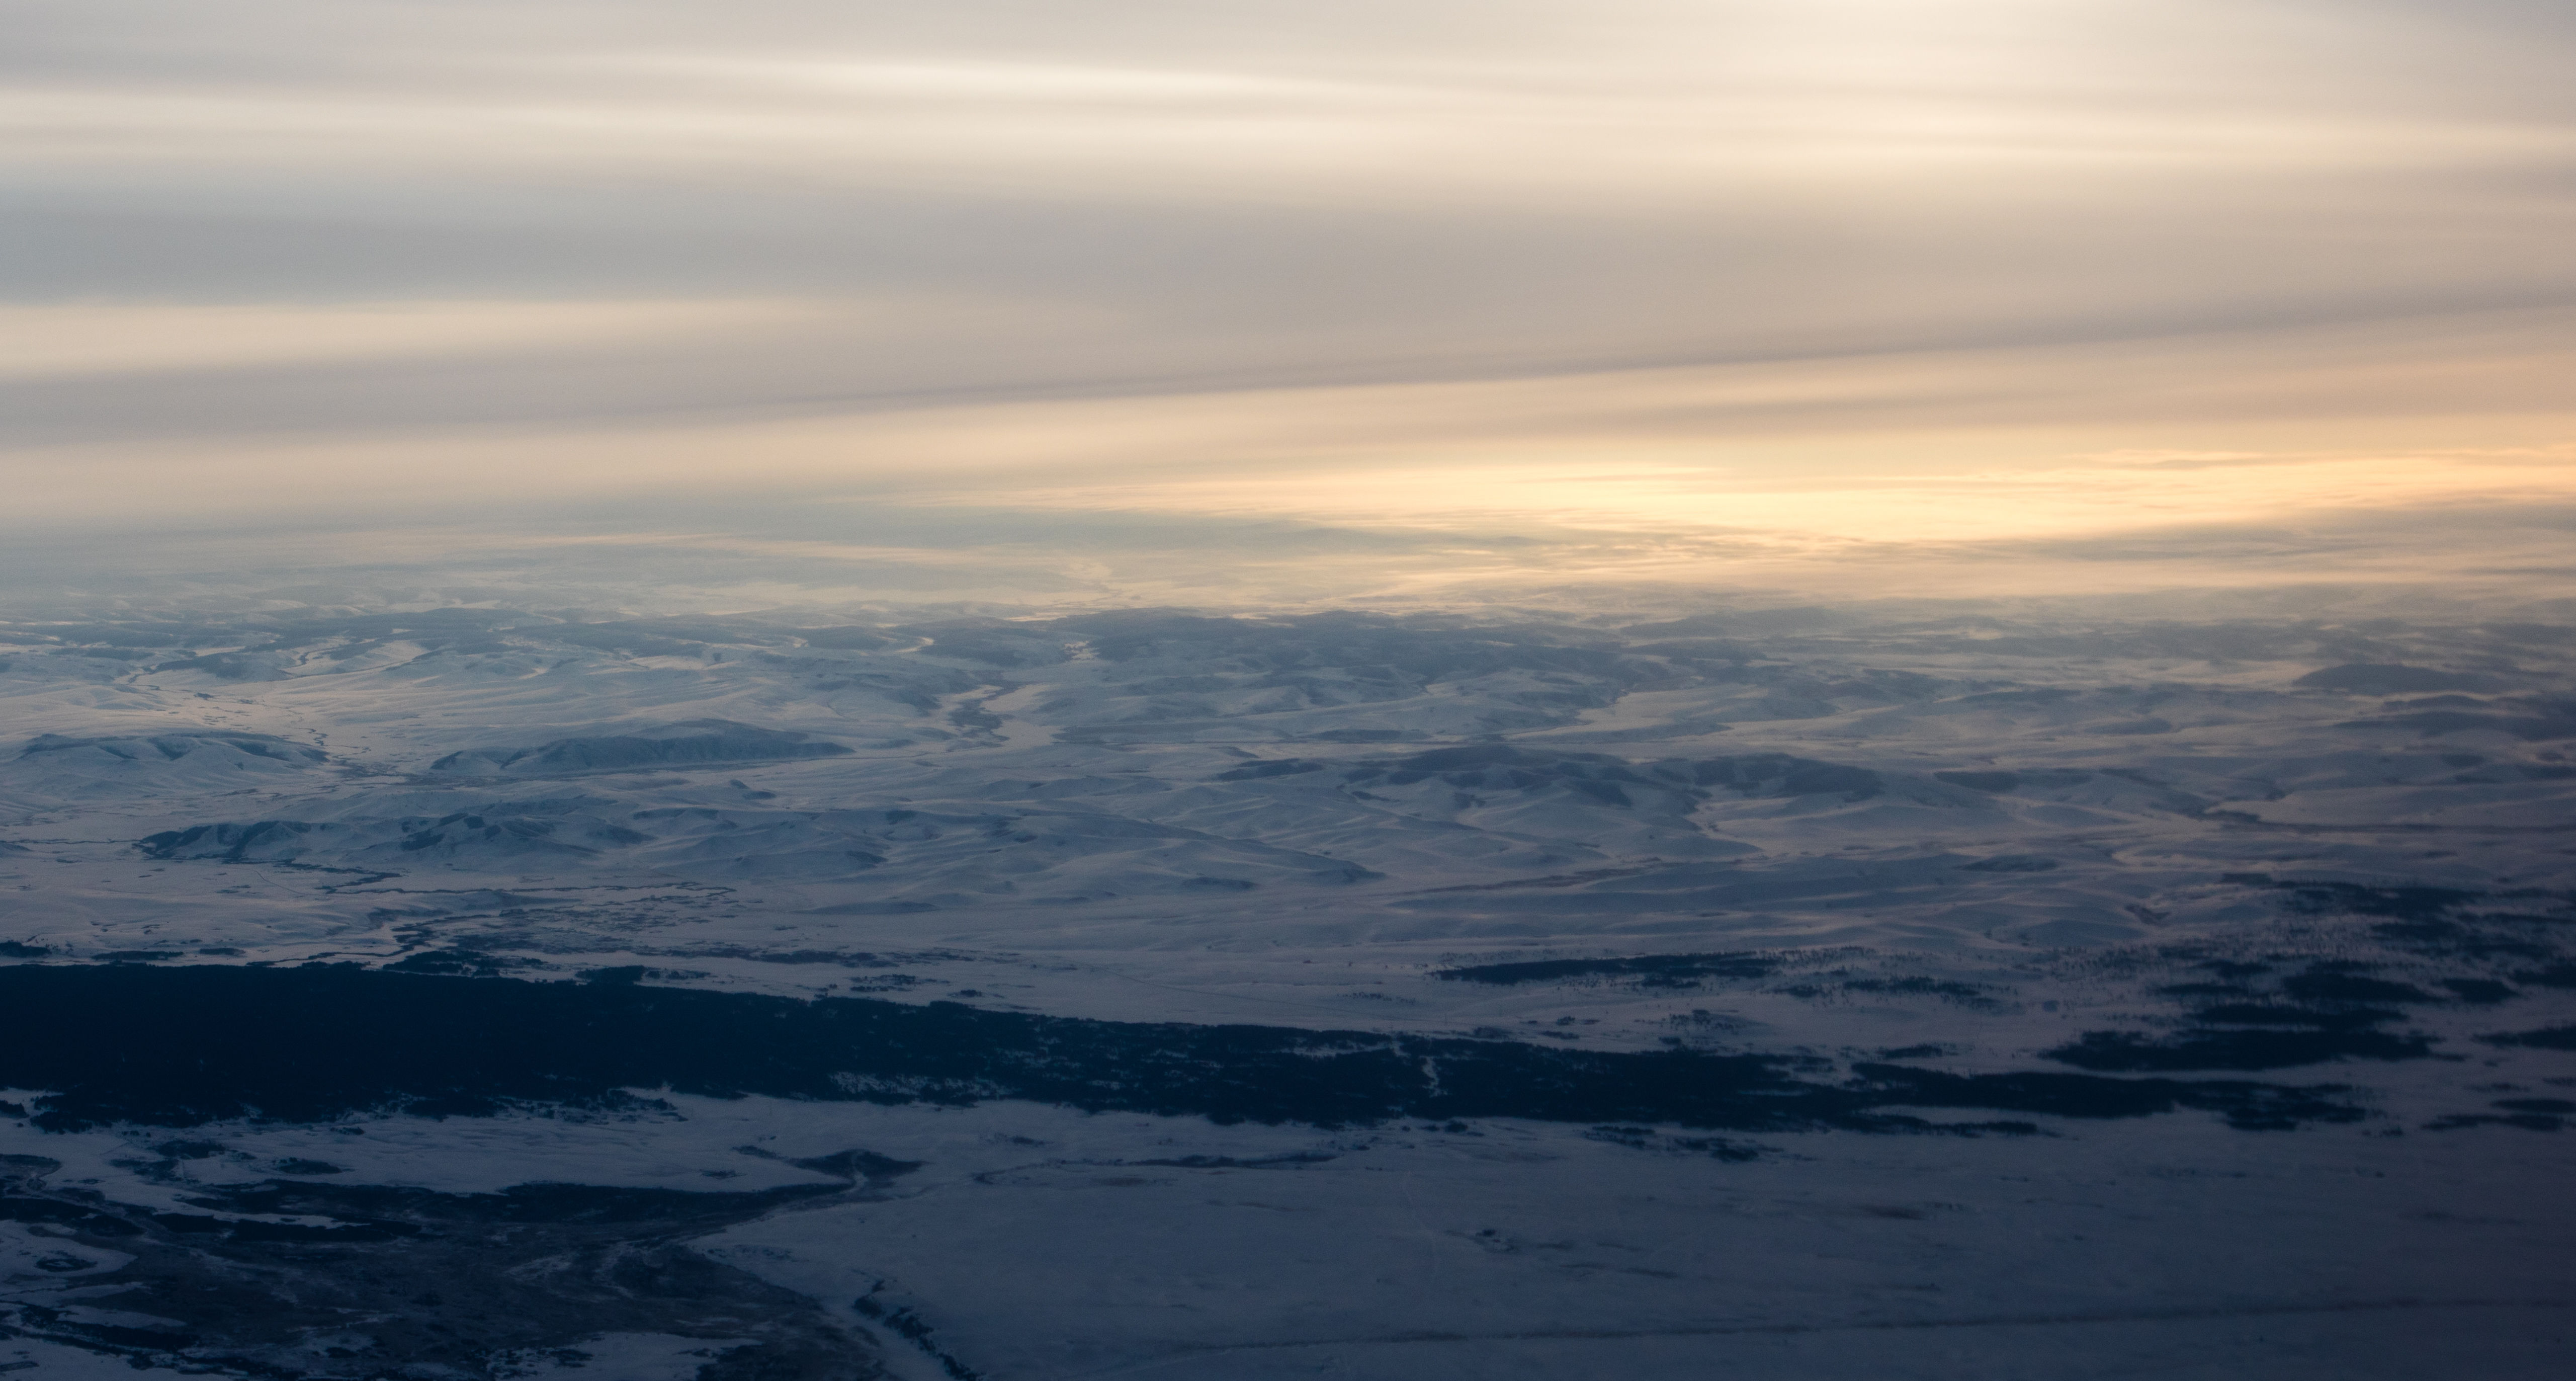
[3, 596, 2573, 1376]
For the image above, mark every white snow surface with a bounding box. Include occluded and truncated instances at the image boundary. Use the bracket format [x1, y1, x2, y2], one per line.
[4, 596, 2574, 1375]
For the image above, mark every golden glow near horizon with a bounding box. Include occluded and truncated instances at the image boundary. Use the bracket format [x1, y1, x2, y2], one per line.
[4, 0, 2571, 600]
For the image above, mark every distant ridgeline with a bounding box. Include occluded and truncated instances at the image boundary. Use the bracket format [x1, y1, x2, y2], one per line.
[427, 720, 853, 776]
[0, 963, 2365, 1134]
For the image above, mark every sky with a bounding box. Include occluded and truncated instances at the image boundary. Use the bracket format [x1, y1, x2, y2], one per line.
[7, 0, 2574, 608]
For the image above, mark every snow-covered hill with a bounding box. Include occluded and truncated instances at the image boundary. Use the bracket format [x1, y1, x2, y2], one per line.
[3, 595, 2572, 1378]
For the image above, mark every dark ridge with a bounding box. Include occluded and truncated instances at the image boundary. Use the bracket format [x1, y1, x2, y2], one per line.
[2480, 1024, 2576, 1050]
[2159, 982, 2257, 999]
[1960, 855, 2058, 872]
[427, 719, 851, 776]
[155, 1209, 419, 1243]
[2188, 1004, 2399, 1030]
[2294, 664, 2500, 695]
[2340, 710, 2576, 740]
[2425, 1112, 2564, 1132]
[2198, 960, 2274, 979]
[1129, 1153, 1338, 1169]
[1949, 688, 2079, 706]
[2280, 971, 2438, 1004]
[1213, 758, 1327, 780]
[2044, 1027, 2436, 1072]
[2275, 881, 2486, 922]
[1432, 952, 1778, 986]
[1843, 1064, 2363, 1132]
[2269, 880, 2576, 952]
[1840, 977, 2002, 1009]
[1678, 753, 1881, 800]
[2056, 953, 2458, 1076]
[0, 964, 2361, 1134]
[1341, 746, 1677, 806]
[1583, 1125, 1769, 1160]
[790, 1149, 925, 1179]
[137, 821, 326, 863]
[142, 652, 284, 681]
[2372, 916, 2557, 960]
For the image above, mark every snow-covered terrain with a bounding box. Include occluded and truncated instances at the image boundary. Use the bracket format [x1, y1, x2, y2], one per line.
[4, 592, 2573, 1377]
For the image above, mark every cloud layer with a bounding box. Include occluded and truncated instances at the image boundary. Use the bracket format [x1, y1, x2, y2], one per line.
[6, 0, 2571, 604]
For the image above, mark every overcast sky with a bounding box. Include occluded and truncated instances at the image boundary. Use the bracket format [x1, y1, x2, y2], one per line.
[7, 0, 2573, 604]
